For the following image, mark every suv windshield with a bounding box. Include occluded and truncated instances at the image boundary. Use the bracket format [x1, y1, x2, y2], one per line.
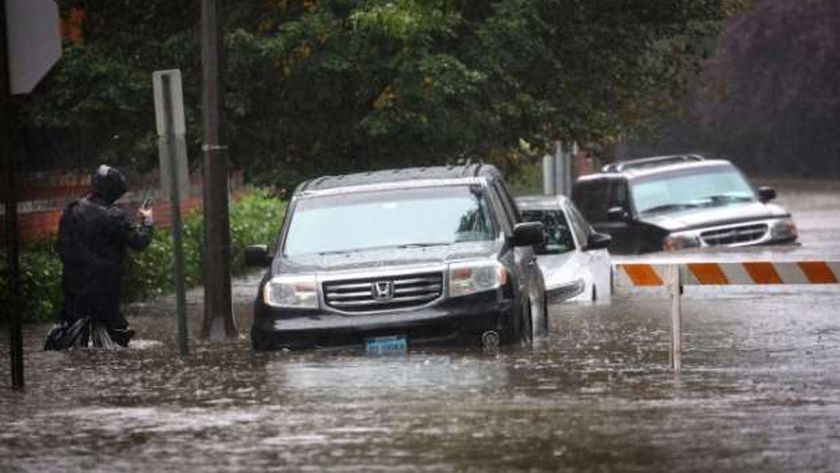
[284, 185, 496, 257]
[521, 209, 575, 254]
[631, 165, 755, 215]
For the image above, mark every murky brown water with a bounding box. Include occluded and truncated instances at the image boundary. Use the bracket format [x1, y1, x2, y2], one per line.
[2, 185, 840, 472]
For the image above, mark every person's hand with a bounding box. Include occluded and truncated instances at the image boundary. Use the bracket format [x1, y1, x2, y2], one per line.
[138, 207, 154, 225]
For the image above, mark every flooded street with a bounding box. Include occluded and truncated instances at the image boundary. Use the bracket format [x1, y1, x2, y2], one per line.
[3, 184, 840, 472]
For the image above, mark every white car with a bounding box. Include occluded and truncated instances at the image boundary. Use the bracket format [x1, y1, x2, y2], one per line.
[516, 195, 612, 303]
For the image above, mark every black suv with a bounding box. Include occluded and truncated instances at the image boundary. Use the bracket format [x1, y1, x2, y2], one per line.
[571, 155, 798, 254]
[245, 164, 547, 352]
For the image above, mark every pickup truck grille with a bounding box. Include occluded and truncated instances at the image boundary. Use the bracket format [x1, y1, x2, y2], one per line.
[700, 223, 768, 246]
[323, 272, 444, 312]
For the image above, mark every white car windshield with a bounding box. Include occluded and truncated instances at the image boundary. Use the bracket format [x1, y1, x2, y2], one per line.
[521, 209, 575, 254]
[283, 185, 496, 256]
[631, 166, 755, 215]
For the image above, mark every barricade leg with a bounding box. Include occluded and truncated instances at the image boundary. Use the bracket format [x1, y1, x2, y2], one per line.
[670, 266, 682, 371]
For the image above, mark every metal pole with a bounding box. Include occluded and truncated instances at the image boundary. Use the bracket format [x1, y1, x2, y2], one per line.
[200, 0, 236, 339]
[670, 265, 682, 371]
[161, 75, 189, 356]
[542, 154, 555, 195]
[1, 0, 24, 389]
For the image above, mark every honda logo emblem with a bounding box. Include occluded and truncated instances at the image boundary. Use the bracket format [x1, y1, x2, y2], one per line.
[371, 280, 394, 301]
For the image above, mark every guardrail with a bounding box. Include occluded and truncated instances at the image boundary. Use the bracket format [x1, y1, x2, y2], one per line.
[613, 261, 840, 371]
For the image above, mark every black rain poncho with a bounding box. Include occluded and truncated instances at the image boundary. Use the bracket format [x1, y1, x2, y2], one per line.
[45, 166, 153, 350]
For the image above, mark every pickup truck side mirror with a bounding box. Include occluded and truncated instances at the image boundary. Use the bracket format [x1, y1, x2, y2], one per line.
[757, 186, 776, 203]
[585, 232, 612, 251]
[244, 244, 272, 268]
[607, 206, 629, 222]
[512, 222, 545, 247]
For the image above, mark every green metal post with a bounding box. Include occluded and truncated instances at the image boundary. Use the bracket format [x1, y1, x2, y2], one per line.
[161, 74, 189, 356]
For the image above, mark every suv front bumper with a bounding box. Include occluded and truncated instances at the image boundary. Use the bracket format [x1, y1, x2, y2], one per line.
[251, 290, 514, 351]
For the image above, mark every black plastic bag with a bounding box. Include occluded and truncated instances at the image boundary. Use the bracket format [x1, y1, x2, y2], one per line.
[44, 317, 128, 350]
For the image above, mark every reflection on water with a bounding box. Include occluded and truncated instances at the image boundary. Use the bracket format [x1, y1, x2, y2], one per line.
[2, 190, 840, 472]
[270, 356, 508, 399]
[3, 286, 840, 473]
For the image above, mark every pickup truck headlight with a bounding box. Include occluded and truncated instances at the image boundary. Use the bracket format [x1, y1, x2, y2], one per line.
[663, 233, 701, 251]
[770, 217, 797, 240]
[263, 275, 318, 309]
[448, 261, 508, 298]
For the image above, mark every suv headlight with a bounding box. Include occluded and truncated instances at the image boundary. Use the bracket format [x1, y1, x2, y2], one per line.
[663, 233, 701, 251]
[263, 275, 318, 309]
[448, 261, 508, 298]
[770, 217, 797, 240]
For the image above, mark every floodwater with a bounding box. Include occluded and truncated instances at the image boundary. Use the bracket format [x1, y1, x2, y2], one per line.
[2, 183, 840, 472]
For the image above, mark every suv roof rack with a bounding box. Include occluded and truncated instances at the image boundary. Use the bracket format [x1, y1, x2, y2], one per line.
[602, 154, 705, 173]
[298, 163, 499, 193]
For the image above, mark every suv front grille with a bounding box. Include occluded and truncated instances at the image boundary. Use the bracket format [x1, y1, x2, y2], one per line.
[700, 223, 769, 246]
[323, 272, 444, 312]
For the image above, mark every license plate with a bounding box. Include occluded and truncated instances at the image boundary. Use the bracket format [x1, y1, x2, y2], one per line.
[365, 335, 407, 355]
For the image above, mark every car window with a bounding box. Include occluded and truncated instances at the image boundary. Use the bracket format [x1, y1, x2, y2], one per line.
[565, 203, 591, 248]
[493, 181, 521, 224]
[608, 179, 629, 212]
[521, 209, 575, 254]
[572, 179, 609, 222]
[283, 185, 497, 257]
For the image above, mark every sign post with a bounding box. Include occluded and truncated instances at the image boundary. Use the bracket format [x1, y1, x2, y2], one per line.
[2, 0, 60, 389]
[153, 69, 190, 356]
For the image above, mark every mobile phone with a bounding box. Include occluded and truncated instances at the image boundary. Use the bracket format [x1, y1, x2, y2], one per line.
[141, 198, 154, 210]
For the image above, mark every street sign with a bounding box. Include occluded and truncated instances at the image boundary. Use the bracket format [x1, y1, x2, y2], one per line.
[152, 69, 190, 356]
[152, 70, 190, 200]
[4, 0, 60, 95]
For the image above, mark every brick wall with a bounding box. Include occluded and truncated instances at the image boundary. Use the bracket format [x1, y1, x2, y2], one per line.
[1, 169, 245, 245]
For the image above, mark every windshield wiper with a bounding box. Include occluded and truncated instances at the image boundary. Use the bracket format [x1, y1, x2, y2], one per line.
[640, 203, 701, 215]
[317, 242, 450, 255]
[696, 194, 753, 204]
[396, 242, 451, 248]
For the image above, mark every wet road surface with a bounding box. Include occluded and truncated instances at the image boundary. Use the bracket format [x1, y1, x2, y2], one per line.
[2, 183, 840, 472]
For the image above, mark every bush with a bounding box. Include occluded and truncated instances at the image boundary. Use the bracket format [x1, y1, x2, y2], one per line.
[0, 245, 63, 324]
[0, 188, 286, 324]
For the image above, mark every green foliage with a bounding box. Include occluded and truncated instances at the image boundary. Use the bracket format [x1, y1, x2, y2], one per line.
[24, 0, 746, 185]
[124, 188, 286, 301]
[0, 246, 64, 324]
[0, 189, 286, 324]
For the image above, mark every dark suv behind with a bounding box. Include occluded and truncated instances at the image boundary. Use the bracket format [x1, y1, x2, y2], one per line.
[245, 164, 547, 352]
[571, 155, 798, 254]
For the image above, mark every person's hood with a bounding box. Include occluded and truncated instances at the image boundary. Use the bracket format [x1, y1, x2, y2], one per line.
[639, 201, 789, 232]
[91, 164, 127, 204]
[273, 240, 501, 275]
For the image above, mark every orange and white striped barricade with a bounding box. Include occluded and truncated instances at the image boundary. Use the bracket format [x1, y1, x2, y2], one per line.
[613, 261, 840, 371]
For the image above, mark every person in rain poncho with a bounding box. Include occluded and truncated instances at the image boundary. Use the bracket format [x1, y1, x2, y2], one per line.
[45, 164, 154, 349]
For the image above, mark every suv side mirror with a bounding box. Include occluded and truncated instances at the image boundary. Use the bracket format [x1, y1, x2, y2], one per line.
[244, 244, 272, 268]
[757, 186, 776, 203]
[585, 232, 612, 251]
[607, 206, 629, 222]
[512, 222, 545, 247]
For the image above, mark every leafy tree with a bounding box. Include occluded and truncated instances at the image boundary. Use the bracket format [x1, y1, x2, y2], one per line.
[693, 0, 840, 177]
[24, 0, 744, 189]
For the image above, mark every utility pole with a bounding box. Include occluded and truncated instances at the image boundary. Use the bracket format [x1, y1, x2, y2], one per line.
[1, 0, 24, 389]
[200, 0, 236, 339]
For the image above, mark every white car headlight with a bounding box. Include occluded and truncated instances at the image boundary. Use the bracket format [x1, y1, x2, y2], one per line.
[770, 217, 797, 240]
[663, 233, 701, 251]
[263, 275, 318, 309]
[448, 261, 508, 298]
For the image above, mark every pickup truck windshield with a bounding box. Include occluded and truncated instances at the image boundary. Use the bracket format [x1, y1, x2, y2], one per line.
[284, 185, 497, 257]
[632, 166, 756, 216]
